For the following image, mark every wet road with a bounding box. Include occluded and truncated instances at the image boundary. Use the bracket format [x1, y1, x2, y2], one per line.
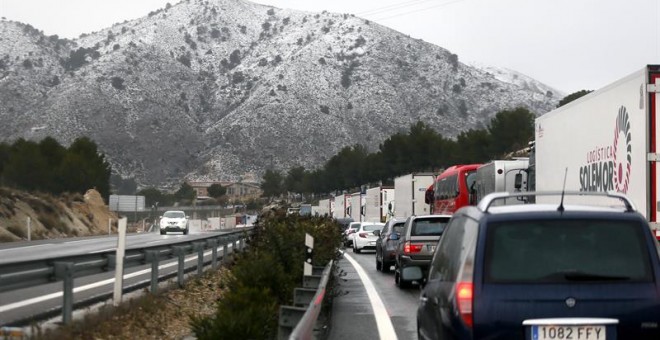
[329, 247, 421, 340]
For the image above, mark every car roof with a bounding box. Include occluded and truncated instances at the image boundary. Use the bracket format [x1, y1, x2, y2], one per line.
[410, 214, 452, 219]
[487, 204, 629, 214]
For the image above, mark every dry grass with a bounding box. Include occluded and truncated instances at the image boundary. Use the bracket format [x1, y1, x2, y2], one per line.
[31, 267, 232, 340]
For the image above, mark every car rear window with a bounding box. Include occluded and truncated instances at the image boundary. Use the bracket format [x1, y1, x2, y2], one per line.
[411, 218, 450, 236]
[363, 224, 383, 232]
[164, 211, 185, 218]
[485, 219, 653, 283]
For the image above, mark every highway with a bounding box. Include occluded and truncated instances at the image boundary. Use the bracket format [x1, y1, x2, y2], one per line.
[329, 247, 420, 340]
[0, 227, 240, 326]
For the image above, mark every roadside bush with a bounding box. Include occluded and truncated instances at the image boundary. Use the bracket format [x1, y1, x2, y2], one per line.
[191, 213, 343, 339]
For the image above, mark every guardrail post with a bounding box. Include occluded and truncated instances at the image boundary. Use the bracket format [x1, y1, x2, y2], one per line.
[173, 246, 186, 288]
[223, 240, 230, 265]
[193, 242, 205, 276]
[207, 239, 218, 270]
[54, 262, 74, 324]
[145, 250, 160, 294]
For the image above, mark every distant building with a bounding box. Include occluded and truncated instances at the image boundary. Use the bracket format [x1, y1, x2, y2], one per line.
[188, 181, 262, 201]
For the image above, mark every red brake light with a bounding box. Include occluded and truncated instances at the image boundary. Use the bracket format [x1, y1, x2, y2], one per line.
[456, 282, 473, 328]
[359, 232, 368, 238]
[403, 241, 423, 253]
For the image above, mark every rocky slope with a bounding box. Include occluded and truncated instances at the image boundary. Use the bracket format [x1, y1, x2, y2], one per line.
[0, 188, 118, 242]
[0, 0, 562, 186]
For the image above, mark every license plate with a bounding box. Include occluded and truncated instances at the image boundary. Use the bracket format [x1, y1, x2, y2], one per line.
[427, 245, 436, 252]
[532, 325, 605, 340]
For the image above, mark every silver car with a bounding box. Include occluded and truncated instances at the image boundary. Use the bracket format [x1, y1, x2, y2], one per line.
[394, 214, 451, 288]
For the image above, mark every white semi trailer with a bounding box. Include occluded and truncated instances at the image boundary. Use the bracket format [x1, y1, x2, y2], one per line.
[394, 173, 435, 219]
[535, 65, 660, 236]
[364, 186, 395, 222]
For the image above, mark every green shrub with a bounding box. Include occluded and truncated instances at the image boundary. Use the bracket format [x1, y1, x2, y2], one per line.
[191, 213, 342, 339]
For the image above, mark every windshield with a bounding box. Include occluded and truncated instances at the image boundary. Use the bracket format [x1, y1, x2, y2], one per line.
[411, 217, 450, 236]
[163, 211, 185, 218]
[485, 219, 652, 283]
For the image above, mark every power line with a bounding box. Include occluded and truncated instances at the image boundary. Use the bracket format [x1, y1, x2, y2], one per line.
[370, 0, 470, 21]
[357, 0, 435, 16]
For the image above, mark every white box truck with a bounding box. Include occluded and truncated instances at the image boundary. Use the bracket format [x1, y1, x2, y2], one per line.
[394, 173, 435, 219]
[333, 194, 350, 219]
[535, 65, 660, 235]
[474, 159, 529, 206]
[364, 186, 395, 222]
[318, 199, 330, 217]
[349, 192, 365, 221]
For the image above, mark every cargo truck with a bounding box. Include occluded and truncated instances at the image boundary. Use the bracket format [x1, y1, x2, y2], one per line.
[364, 186, 395, 222]
[474, 159, 529, 206]
[318, 199, 330, 217]
[349, 192, 364, 221]
[535, 65, 660, 236]
[333, 194, 351, 219]
[394, 173, 435, 219]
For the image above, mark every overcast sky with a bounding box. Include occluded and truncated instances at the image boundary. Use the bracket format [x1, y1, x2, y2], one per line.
[1, 0, 658, 93]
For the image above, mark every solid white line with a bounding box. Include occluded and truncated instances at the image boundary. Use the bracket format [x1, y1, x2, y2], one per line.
[0, 244, 50, 253]
[0, 249, 221, 313]
[343, 252, 398, 340]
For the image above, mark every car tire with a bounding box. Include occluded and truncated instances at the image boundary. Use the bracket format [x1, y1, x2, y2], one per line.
[376, 257, 382, 271]
[353, 245, 361, 254]
[160, 230, 166, 235]
[382, 261, 391, 273]
[183, 228, 189, 235]
[395, 269, 410, 289]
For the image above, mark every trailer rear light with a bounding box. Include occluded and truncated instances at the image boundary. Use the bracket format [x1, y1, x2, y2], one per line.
[404, 241, 423, 253]
[456, 282, 473, 328]
[359, 232, 368, 238]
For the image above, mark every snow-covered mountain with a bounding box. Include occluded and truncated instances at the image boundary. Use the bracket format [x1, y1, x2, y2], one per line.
[0, 0, 562, 186]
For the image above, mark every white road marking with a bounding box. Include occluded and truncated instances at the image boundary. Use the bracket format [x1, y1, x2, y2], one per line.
[0, 244, 50, 253]
[0, 249, 224, 313]
[343, 251, 398, 340]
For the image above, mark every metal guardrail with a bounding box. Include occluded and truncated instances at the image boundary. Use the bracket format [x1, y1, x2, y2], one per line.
[0, 228, 252, 326]
[278, 260, 334, 340]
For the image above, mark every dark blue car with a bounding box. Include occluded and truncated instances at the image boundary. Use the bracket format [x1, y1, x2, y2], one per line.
[416, 192, 660, 340]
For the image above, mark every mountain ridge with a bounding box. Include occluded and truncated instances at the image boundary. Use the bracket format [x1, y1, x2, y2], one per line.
[0, 0, 562, 187]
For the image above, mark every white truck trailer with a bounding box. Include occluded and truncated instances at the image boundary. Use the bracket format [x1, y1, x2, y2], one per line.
[394, 173, 435, 219]
[474, 159, 529, 206]
[333, 194, 350, 219]
[535, 65, 660, 235]
[349, 192, 365, 221]
[364, 186, 395, 222]
[317, 199, 330, 217]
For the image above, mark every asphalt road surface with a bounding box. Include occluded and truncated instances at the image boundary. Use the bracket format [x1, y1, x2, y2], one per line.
[328, 247, 421, 340]
[0, 227, 238, 326]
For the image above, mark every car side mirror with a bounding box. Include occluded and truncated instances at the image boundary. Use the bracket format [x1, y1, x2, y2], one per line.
[389, 233, 399, 240]
[373, 230, 380, 236]
[514, 173, 523, 190]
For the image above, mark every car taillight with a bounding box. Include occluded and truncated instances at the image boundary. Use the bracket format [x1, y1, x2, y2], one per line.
[456, 281, 473, 328]
[359, 232, 368, 238]
[403, 241, 423, 253]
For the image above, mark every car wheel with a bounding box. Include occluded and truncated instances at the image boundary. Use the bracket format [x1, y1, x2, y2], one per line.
[183, 228, 189, 235]
[354, 245, 361, 254]
[382, 261, 391, 273]
[160, 230, 166, 235]
[395, 270, 410, 289]
[376, 258, 382, 271]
